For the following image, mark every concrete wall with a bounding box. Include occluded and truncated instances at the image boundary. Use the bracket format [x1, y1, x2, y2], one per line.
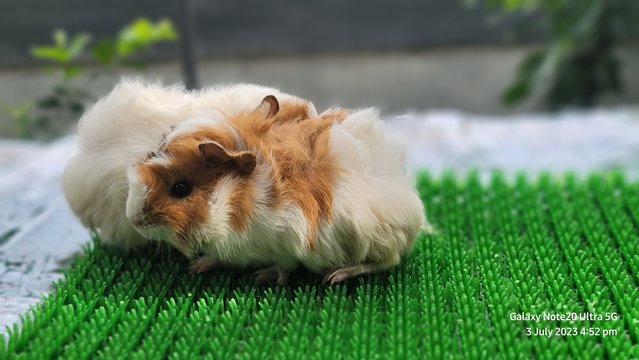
[2, 44, 639, 137]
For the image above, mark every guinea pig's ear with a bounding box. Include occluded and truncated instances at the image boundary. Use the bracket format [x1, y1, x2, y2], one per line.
[199, 141, 256, 176]
[254, 95, 279, 118]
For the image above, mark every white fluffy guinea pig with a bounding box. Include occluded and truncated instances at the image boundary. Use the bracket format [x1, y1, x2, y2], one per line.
[63, 79, 314, 250]
[122, 86, 431, 284]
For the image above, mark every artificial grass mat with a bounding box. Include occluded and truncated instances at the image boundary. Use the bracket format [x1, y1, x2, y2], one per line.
[2, 172, 639, 359]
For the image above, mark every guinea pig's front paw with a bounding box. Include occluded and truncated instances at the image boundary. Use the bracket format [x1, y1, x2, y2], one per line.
[253, 266, 290, 286]
[189, 256, 218, 274]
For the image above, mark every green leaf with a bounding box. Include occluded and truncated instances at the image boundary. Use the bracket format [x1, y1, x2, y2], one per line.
[129, 18, 154, 41]
[518, 49, 546, 75]
[63, 65, 83, 79]
[90, 39, 117, 65]
[30, 46, 70, 63]
[67, 33, 91, 59]
[116, 17, 178, 57]
[502, 80, 530, 107]
[6, 102, 33, 120]
[501, 49, 546, 106]
[53, 29, 67, 47]
[154, 19, 179, 40]
[31, 30, 90, 64]
[6, 102, 37, 139]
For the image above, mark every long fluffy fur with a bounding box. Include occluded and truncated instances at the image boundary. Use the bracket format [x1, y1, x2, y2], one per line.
[64, 79, 428, 281]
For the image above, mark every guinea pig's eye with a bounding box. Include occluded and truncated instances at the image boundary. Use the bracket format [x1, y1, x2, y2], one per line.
[170, 181, 193, 198]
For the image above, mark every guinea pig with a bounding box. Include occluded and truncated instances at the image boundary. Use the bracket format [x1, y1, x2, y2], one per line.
[125, 93, 430, 284]
[63, 79, 315, 250]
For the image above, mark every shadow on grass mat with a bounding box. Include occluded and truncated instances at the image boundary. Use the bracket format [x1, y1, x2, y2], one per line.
[2, 172, 639, 359]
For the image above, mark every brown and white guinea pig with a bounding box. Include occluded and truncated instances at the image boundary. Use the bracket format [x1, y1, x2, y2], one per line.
[63, 79, 315, 250]
[124, 90, 431, 284]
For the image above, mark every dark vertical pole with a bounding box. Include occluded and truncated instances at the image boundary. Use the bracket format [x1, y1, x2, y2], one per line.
[178, 0, 199, 90]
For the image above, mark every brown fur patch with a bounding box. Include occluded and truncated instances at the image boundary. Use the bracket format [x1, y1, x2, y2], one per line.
[319, 108, 350, 123]
[229, 99, 346, 249]
[273, 100, 313, 123]
[227, 178, 254, 231]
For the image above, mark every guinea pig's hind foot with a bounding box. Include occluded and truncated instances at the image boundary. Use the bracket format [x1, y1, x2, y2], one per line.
[322, 265, 369, 285]
[254, 266, 290, 286]
[323, 256, 400, 285]
[189, 256, 219, 274]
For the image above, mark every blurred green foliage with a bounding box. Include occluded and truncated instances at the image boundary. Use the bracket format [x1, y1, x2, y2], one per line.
[468, 0, 638, 110]
[8, 18, 178, 139]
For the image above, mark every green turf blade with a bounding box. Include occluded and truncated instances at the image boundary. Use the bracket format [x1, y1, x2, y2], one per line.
[2, 173, 639, 359]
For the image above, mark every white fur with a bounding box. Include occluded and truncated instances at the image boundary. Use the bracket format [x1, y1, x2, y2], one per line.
[63, 78, 307, 248]
[125, 166, 147, 225]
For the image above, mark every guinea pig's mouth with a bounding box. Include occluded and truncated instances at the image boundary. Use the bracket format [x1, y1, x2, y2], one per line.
[132, 224, 174, 243]
[132, 224, 197, 259]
